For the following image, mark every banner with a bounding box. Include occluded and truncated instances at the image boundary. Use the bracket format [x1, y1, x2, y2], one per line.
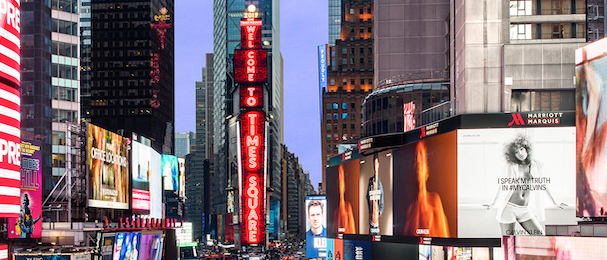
[306, 196, 327, 258]
[161, 155, 178, 191]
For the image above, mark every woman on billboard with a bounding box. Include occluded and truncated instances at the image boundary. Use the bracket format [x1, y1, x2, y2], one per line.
[484, 133, 566, 236]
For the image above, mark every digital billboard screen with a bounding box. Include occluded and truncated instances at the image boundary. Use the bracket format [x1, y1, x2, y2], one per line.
[132, 141, 151, 211]
[503, 236, 607, 260]
[139, 233, 163, 260]
[113, 232, 141, 260]
[87, 124, 130, 209]
[149, 150, 162, 218]
[161, 155, 178, 191]
[575, 37, 607, 217]
[358, 150, 393, 236]
[100, 233, 115, 260]
[393, 131, 457, 238]
[326, 158, 360, 237]
[458, 127, 576, 238]
[234, 49, 268, 83]
[306, 195, 327, 258]
[178, 157, 185, 198]
[8, 141, 42, 238]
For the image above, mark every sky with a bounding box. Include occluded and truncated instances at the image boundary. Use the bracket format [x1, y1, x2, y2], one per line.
[174, 1, 328, 190]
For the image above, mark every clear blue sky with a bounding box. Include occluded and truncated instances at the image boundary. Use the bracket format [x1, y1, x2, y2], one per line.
[174, 1, 328, 190]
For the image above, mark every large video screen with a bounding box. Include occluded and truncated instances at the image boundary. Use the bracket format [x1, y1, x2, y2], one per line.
[9, 141, 42, 238]
[575, 37, 607, 217]
[327, 158, 360, 237]
[306, 195, 327, 258]
[132, 141, 151, 211]
[88, 124, 130, 209]
[358, 150, 393, 236]
[113, 232, 141, 260]
[503, 236, 607, 260]
[149, 151, 162, 218]
[393, 131, 457, 238]
[178, 157, 185, 197]
[458, 128, 576, 238]
[161, 155, 178, 191]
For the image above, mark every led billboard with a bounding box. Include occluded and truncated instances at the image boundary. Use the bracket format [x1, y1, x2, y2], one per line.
[88, 124, 130, 209]
[132, 141, 151, 211]
[234, 49, 268, 83]
[358, 150, 393, 236]
[306, 195, 327, 258]
[161, 155, 178, 191]
[503, 236, 607, 260]
[240, 18, 262, 49]
[113, 232, 141, 260]
[139, 233, 163, 260]
[393, 131, 457, 238]
[326, 158, 360, 237]
[178, 157, 185, 198]
[575, 37, 607, 217]
[149, 150, 162, 218]
[100, 233, 115, 260]
[8, 141, 42, 238]
[458, 127, 576, 238]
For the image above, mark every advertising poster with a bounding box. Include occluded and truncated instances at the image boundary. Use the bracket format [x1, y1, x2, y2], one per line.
[306, 195, 327, 258]
[113, 232, 141, 260]
[575, 37, 607, 217]
[88, 124, 130, 209]
[358, 150, 393, 235]
[333, 239, 343, 260]
[161, 155, 178, 191]
[326, 159, 360, 237]
[139, 234, 155, 260]
[149, 150, 162, 218]
[326, 238, 334, 260]
[503, 236, 607, 260]
[458, 128, 576, 238]
[9, 141, 42, 238]
[393, 131, 457, 238]
[151, 234, 164, 260]
[100, 233, 115, 260]
[178, 158, 185, 197]
[269, 200, 280, 240]
[132, 141, 151, 211]
[343, 240, 372, 260]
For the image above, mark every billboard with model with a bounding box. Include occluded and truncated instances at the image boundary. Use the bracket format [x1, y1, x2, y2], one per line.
[327, 158, 360, 237]
[306, 195, 327, 258]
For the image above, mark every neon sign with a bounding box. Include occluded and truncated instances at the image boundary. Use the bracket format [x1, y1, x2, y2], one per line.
[235, 49, 267, 83]
[240, 86, 263, 108]
[240, 111, 265, 244]
[241, 18, 262, 49]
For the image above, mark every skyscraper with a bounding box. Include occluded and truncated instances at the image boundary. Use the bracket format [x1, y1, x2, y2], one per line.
[212, 0, 283, 221]
[85, 0, 175, 154]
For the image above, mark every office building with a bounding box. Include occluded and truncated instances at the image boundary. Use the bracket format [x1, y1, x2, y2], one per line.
[86, 0, 175, 154]
[320, 0, 374, 191]
[175, 131, 195, 157]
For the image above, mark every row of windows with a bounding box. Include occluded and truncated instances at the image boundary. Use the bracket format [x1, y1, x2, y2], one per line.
[326, 123, 356, 131]
[510, 23, 585, 40]
[50, 0, 78, 14]
[50, 63, 78, 80]
[95, 30, 152, 38]
[51, 18, 78, 36]
[349, 8, 372, 14]
[340, 47, 373, 55]
[341, 57, 373, 65]
[94, 40, 150, 48]
[51, 86, 78, 102]
[326, 113, 356, 120]
[326, 102, 356, 110]
[90, 108, 152, 116]
[51, 41, 78, 58]
[330, 78, 373, 86]
[52, 108, 78, 124]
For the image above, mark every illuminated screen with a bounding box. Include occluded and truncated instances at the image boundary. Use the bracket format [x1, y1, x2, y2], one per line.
[140, 233, 163, 260]
[240, 18, 262, 49]
[326, 158, 360, 237]
[240, 85, 263, 108]
[0, 244, 7, 260]
[393, 131, 457, 238]
[575, 37, 607, 217]
[358, 150, 393, 236]
[87, 124, 130, 209]
[269, 200, 279, 240]
[178, 157, 185, 198]
[132, 141, 151, 211]
[503, 236, 607, 260]
[112, 232, 141, 260]
[100, 233, 115, 260]
[234, 49, 268, 83]
[149, 150, 162, 218]
[458, 127, 576, 238]
[161, 155, 178, 191]
[306, 195, 327, 258]
[8, 141, 42, 238]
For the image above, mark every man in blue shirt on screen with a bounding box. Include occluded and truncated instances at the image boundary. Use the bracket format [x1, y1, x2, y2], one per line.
[306, 200, 326, 258]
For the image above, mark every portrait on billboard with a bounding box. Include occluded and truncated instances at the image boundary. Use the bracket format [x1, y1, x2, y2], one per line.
[88, 124, 130, 209]
[393, 131, 457, 238]
[576, 38, 607, 217]
[161, 155, 179, 191]
[327, 159, 360, 237]
[306, 196, 327, 258]
[9, 141, 42, 239]
[458, 127, 575, 238]
[358, 150, 393, 235]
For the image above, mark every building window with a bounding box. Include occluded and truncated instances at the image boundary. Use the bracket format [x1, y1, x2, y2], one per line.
[342, 58, 347, 65]
[350, 79, 355, 85]
[510, 24, 531, 40]
[351, 124, 355, 130]
[350, 114, 355, 120]
[359, 8, 363, 14]
[350, 58, 354, 64]
[368, 58, 373, 64]
[350, 48, 355, 54]
[552, 23, 564, 38]
[342, 48, 347, 54]
[326, 114, 332, 120]
[368, 8, 372, 14]
[360, 28, 364, 33]
[333, 113, 338, 120]
[360, 79, 365, 84]
[326, 103, 332, 110]
[509, 0, 532, 16]
[333, 134, 338, 140]
[510, 89, 575, 112]
[326, 145, 331, 151]
[360, 58, 364, 64]
[330, 79, 335, 85]
[350, 8, 354, 14]
[342, 103, 347, 109]
[326, 134, 331, 141]
[342, 113, 348, 119]
[360, 48, 364, 54]
[327, 124, 332, 131]
[333, 103, 339, 109]
[342, 124, 347, 129]
[342, 79, 347, 85]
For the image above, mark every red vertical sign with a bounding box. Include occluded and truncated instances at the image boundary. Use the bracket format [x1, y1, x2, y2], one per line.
[238, 14, 266, 245]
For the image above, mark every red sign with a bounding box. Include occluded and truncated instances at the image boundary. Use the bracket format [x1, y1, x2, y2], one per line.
[132, 189, 151, 211]
[235, 49, 268, 83]
[508, 113, 525, 126]
[240, 18, 262, 49]
[240, 86, 263, 108]
[240, 111, 265, 244]
[0, 83, 20, 218]
[0, 0, 20, 87]
[0, 244, 7, 260]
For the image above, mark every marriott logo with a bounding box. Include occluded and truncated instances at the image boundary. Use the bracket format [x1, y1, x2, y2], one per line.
[508, 112, 563, 126]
